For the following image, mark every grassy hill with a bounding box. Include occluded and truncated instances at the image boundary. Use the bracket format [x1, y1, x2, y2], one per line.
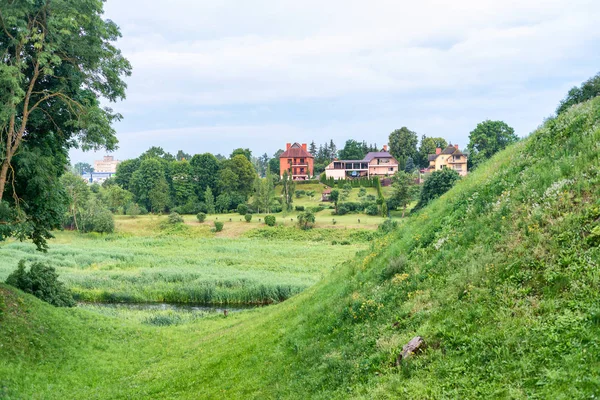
[1, 98, 599, 399]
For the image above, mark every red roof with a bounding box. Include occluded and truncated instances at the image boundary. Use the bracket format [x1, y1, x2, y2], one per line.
[279, 143, 314, 159]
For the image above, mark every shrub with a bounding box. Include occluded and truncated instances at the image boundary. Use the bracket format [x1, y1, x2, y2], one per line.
[5, 260, 75, 307]
[297, 211, 316, 230]
[168, 212, 184, 224]
[125, 203, 141, 217]
[358, 188, 367, 197]
[245, 213, 252, 223]
[214, 221, 224, 232]
[80, 199, 114, 234]
[365, 204, 379, 216]
[378, 219, 398, 233]
[366, 194, 377, 201]
[237, 204, 249, 215]
[196, 212, 207, 223]
[414, 169, 460, 210]
[295, 205, 305, 211]
[264, 215, 276, 226]
[295, 190, 306, 198]
[336, 205, 349, 215]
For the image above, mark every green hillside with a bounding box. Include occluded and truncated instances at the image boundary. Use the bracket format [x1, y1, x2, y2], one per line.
[1, 98, 599, 398]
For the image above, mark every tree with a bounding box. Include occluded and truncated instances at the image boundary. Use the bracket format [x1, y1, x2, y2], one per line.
[6, 260, 75, 307]
[389, 171, 418, 217]
[101, 185, 133, 214]
[219, 155, 256, 197]
[297, 211, 316, 230]
[73, 162, 94, 175]
[140, 147, 174, 161]
[556, 72, 600, 115]
[176, 150, 192, 161]
[404, 157, 415, 173]
[281, 171, 295, 211]
[114, 159, 141, 191]
[467, 120, 518, 170]
[330, 189, 340, 214]
[60, 172, 91, 231]
[414, 169, 460, 210]
[230, 148, 252, 162]
[0, 0, 130, 249]
[328, 140, 338, 160]
[190, 153, 219, 199]
[309, 141, 317, 156]
[389, 127, 419, 171]
[268, 150, 283, 175]
[204, 187, 215, 214]
[148, 178, 170, 213]
[253, 173, 276, 213]
[170, 160, 195, 207]
[418, 136, 448, 168]
[339, 139, 367, 160]
[130, 158, 169, 211]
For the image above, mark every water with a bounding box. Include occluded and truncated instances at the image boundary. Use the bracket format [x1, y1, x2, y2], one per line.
[78, 302, 258, 314]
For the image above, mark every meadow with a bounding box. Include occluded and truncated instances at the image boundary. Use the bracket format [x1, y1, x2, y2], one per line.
[0, 215, 373, 305]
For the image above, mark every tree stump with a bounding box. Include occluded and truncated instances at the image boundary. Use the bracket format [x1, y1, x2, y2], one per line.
[396, 336, 425, 366]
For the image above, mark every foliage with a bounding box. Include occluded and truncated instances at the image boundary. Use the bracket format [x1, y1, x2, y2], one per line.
[196, 212, 207, 223]
[5, 261, 74, 307]
[388, 171, 418, 217]
[190, 153, 219, 199]
[0, 0, 130, 250]
[60, 172, 91, 231]
[338, 139, 378, 160]
[295, 206, 305, 211]
[556, 72, 600, 115]
[170, 160, 195, 207]
[264, 215, 276, 226]
[388, 127, 418, 170]
[237, 204, 249, 215]
[213, 221, 224, 232]
[281, 171, 295, 211]
[297, 211, 316, 230]
[204, 187, 216, 214]
[330, 189, 340, 213]
[100, 185, 133, 214]
[414, 168, 460, 210]
[418, 136, 448, 168]
[467, 120, 519, 170]
[244, 214, 252, 223]
[79, 198, 115, 234]
[253, 173, 276, 213]
[125, 203, 141, 217]
[167, 212, 184, 224]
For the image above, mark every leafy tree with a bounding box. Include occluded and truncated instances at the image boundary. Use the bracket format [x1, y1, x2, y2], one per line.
[60, 172, 90, 231]
[6, 260, 75, 307]
[556, 72, 600, 115]
[140, 147, 174, 162]
[190, 153, 219, 198]
[297, 211, 316, 230]
[114, 159, 141, 191]
[0, 0, 130, 249]
[215, 193, 232, 213]
[467, 120, 518, 170]
[130, 158, 168, 211]
[204, 187, 215, 214]
[389, 127, 418, 170]
[330, 189, 340, 214]
[339, 139, 367, 160]
[170, 160, 195, 207]
[414, 169, 460, 210]
[418, 136, 448, 168]
[389, 171, 418, 217]
[269, 150, 283, 175]
[80, 197, 115, 234]
[281, 171, 295, 211]
[253, 173, 276, 213]
[230, 148, 252, 162]
[219, 155, 256, 197]
[73, 162, 94, 175]
[101, 185, 133, 214]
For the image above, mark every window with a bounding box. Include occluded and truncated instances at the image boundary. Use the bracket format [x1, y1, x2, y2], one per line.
[389, 167, 394, 171]
[300, 158, 304, 164]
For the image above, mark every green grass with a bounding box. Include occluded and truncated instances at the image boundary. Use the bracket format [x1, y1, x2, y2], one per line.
[1, 98, 600, 398]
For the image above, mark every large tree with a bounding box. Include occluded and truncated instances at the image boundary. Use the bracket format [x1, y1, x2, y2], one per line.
[339, 139, 367, 160]
[190, 153, 219, 199]
[389, 127, 418, 171]
[467, 120, 518, 170]
[418, 136, 448, 168]
[130, 158, 169, 212]
[170, 160, 195, 207]
[556, 72, 600, 115]
[388, 171, 418, 217]
[0, 0, 130, 249]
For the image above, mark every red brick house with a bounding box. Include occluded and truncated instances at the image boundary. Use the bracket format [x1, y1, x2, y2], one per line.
[279, 143, 314, 180]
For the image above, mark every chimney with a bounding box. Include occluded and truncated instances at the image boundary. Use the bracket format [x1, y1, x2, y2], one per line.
[435, 148, 442, 155]
[383, 145, 388, 152]
[454, 144, 459, 150]
[286, 143, 291, 150]
[302, 143, 307, 151]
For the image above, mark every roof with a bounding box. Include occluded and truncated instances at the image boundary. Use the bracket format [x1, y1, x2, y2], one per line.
[428, 154, 437, 161]
[322, 189, 332, 194]
[279, 143, 314, 159]
[428, 145, 467, 160]
[363, 151, 395, 162]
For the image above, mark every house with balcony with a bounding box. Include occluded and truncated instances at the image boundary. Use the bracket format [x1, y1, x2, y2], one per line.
[279, 143, 314, 180]
[427, 144, 468, 176]
[324, 145, 399, 180]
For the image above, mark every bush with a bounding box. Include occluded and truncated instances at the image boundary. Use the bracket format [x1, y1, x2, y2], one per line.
[297, 211, 316, 230]
[295, 190, 306, 198]
[378, 219, 398, 233]
[366, 194, 377, 201]
[125, 203, 141, 217]
[264, 215, 276, 226]
[214, 221, 224, 232]
[295, 205, 305, 212]
[5, 260, 75, 307]
[168, 212, 184, 224]
[358, 188, 367, 197]
[237, 204, 249, 215]
[80, 199, 115, 234]
[414, 169, 460, 210]
[245, 213, 252, 223]
[196, 212, 207, 223]
[336, 205, 349, 215]
[365, 204, 379, 216]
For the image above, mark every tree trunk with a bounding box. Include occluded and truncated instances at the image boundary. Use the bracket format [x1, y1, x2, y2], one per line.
[402, 205, 406, 218]
[0, 158, 12, 202]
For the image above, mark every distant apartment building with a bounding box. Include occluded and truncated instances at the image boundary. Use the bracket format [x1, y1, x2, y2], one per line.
[82, 171, 116, 184]
[426, 144, 468, 176]
[325, 145, 399, 180]
[94, 156, 121, 173]
[279, 143, 314, 180]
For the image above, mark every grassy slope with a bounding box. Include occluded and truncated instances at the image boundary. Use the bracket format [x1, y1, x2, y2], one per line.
[1, 99, 600, 398]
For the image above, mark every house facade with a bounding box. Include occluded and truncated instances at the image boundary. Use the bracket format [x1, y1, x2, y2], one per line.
[325, 146, 399, 180]
[427, 144, 468, 176]
[94, 156, 121, 173]
[279, 143, 314, 180]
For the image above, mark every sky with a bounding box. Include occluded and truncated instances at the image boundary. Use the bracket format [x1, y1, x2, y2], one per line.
[70, 0, 600, 164]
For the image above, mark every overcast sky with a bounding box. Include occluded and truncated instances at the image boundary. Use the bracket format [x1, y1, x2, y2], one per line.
[70, 0, 600, 164]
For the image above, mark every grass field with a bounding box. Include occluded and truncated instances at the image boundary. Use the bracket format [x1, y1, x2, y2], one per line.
[0, 216, 370, 305]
